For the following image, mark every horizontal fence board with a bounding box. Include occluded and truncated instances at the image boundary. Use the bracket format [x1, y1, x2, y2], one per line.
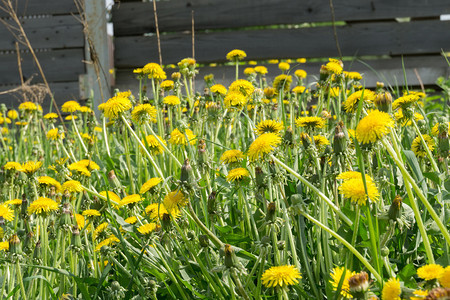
[0, 81, 80, 111]
[0, 15, 83, 50]
[0, 0, 78, 17]
[114, 56, 450, 95]
[114, 20, 450, 66]
[0, 48, 85, 85]
[112, 0, 450, 36]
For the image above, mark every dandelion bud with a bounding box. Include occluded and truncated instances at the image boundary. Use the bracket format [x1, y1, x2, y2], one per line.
[388, 195, 403, 221]
[283, 126, 294, 146]
[224, 244, 236, 268]
[349, 271, 370, 295]
[255, 167, 265, 188]
[319, 65, 329, 81]
[180, 159, 192, 183]
[266, 202, 276, 222]
[33, 240, 42, 262]
[438, 127, 449, 157]
[60, 203, 73, 228]
[198, 139, 206, 154]
[161, 213, 171, 231]
[108, 170, 116, 181]
[199, 235, 209, 248]
[171, 72, 181, 81]
[71, 226, 82, 251]
[376, 81, 385, 89]
[203, 88, 210, 97]
[374, 92, 392, 112]
[9, 234, 21, 254]
[207, 191, 217, 215]
[264, 87, 275, 98]
[277, 240, 285, 250]
[20, 196, 28, 218]
[24, 231, 35, 253]
[300, 132, 311, 148]
[333, 121, 347, 154]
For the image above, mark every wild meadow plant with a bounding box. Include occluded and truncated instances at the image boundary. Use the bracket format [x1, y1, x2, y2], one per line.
[0, 50, 449, 299]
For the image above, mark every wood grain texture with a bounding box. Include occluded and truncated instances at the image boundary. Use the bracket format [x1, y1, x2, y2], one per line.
[114, 55, 450, 95]
[0, 81, 80, 111]
[114, 20, 450, 66]
[0, 15, 83, 50]
[0, 48, 85, 85]
[112, 0, 450, 36]
[0, 0, 78, 17]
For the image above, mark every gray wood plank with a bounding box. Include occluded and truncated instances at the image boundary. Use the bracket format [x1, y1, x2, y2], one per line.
[0, 0, 78, 17]
[0, 81, 80, 112]
[112, 0, 450, 36]
[0, 48, 85, 84]
[0, 15, 84, 50]
[114, 20, 450, 67]
[114, 55, 449, 93]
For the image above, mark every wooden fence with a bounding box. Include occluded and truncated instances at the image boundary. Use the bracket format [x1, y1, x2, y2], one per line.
[112, 0, 450, 92]
[0, 1, 85, 110]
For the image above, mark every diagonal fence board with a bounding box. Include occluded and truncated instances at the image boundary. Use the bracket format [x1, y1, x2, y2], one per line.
[0, 49, 85, 85]
[0, 15, 84, 51]
[114, 19, 450, 67]
[111, 0, 450, 36]
[114, 55, 450, 95]
[0, 1, 78, 17]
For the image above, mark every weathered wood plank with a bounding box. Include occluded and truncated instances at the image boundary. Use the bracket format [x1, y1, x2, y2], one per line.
[0, 48, 85, 85]
[0, 15, 83, 50]
[114, 20, 450, 66]
[112, 0, 450, 36]
[0, 0, 78, 17]
[114, 56, 450, 94]
[0, 81, 80, 111]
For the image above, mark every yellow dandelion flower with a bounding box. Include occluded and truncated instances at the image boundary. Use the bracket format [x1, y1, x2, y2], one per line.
[330, 267, 355, 298]
[417, 264, 444, 281]
[163, 190, 186, 213]
[382, 278, 401, 300]
[142, 134, 166, 155]
[392, 94, 420, 110]
[163, 95, 181, 106]
[295, 116, 325, 129]
[338, 171, 379, 205]
[411, 135, 435, 158]
[410, 289, 428, 300]
[61, 101, 81, 113]
[268, 59, 279, 64]
[76, 159, 100, 171]
[160, 80, 174, 91]
[37, 176, 62, 192]
[120, 194, 142, 207]
[65, 115, 77, 120]
[0, 204, 14, 221]
[131, 104, 157, 124]
[226, 49, 247, 61]
[343, 89, 376, 113]
[313, 135, 330, 147]
[95, 236, 119, 252]
[224, 92, 247, 108]
[210, 84, 227, 95]
[7, 109, 18, 120]
[4, 161, 23, 172]
[28, 197, 58, 215]
[0, 241, 9, 251]
[75, 213, 85, 230]
[99, 191, 121, 208]
[220, 149, 245, 164]
[292, 86, 307, 94]
[254, 66, 268, 75]
[145, 203, 180, 221]
[62, 180, 83, 193]
[18, 101, 38, 111]
[143, 63, 166, 80]
[278, 62, 290, 71]
[439, 266, 450, 288]
[247, 132, 282, 161]
[101, 95, 132, 119]
[273, 74, 292, 93]
[68, 163, 91, 176]
[0, 117, 11, 125]
[137, 223, 159, 235]
[169, 128, 196, 145]
[344, 71, 362, 80]
[261, 265, 301, 288]
[82, 209, 101, 217]
[21, 161, 43, 175]
[226, 168, 250, 182]
[295, 69, 307, 78]
[255, 120, 284, 135]
[325, 59, 343, 75]
[431, 122, 450, 136]
[140, 177, 163, 194]
[46, 128, 64, 141]
[356, 110, 394, 144]
[79, 106, 93, 113]
[93, 222, 109, 239]
[244, 67, 255, 75]
[229, 79, 255, 97]
[4, 199, 22, 206]
[44, 113, 58, 119]
[124, 216, 138, 224]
